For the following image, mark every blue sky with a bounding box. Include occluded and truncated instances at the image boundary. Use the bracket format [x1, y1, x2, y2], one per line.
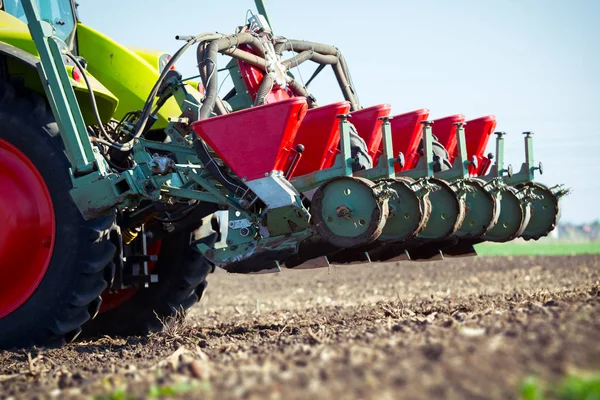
[78, 0, 600, 224]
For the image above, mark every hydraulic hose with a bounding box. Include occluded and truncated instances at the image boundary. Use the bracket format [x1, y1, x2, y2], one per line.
[196, 33, 360, 114]
[277, 40, 360, 110]
[197, 33, 266, 120]
[192, 137, 247, 198]
[64, 51, 124, 151]
[133, 33, 223, 142]
[254, 74, 275, 106]
[222, 47, 267, 70]
[287, 80, 317, 108]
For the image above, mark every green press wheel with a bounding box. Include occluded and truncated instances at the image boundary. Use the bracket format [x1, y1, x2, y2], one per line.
[416, 178, 466, 241]
[378, 177, 430, 242]
[453, 178, 500, 239]
[311, 176, 389, 248]
[515, 182, 560, 241]
[483, 186, 530, 242]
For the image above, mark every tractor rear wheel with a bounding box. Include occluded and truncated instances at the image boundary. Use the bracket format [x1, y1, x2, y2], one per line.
[82, 220, 218, 337]
[0, 84, 116, 348]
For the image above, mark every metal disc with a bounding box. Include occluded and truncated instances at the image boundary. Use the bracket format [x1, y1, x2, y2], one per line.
[483, 186, 531, 242]
[378, 177, 430, 242]
[454, 178, 500, 239]
[416, 178, 466, 241]
[311, 176, 389, 248]
[516, 182, 560, 240]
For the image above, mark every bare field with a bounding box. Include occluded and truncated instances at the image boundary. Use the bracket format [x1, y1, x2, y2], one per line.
[1, 255, 599, 399]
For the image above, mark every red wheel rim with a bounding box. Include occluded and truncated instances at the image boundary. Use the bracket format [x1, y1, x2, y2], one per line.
[0, 139, 55, 318]
[99, 240, 162, 313]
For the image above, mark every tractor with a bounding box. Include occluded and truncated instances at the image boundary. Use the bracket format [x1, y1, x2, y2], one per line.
[0, 0, 569, 348]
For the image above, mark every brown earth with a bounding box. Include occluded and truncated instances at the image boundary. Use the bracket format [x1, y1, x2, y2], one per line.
[1, 254, 599, 399]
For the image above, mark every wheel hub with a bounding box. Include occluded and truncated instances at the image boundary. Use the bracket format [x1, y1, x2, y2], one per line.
[0, 139, 55, 318]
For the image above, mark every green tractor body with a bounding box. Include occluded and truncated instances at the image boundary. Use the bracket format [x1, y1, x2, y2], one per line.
[0, 0, 569, 348]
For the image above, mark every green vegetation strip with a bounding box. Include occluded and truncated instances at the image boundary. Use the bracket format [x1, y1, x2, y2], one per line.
[520, 373, 600, 400]
[475, 241, 600, 257]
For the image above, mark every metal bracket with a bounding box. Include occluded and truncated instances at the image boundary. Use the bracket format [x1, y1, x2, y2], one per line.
[398, 120, 435, 179]
[22, 0, 102, 176]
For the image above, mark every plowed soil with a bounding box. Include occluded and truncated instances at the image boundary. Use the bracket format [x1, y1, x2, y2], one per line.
[1, 255, 599, 399]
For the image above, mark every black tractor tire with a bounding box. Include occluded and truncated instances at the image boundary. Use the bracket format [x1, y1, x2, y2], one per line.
[82, 220, 218, 337]
[0, 83, 116, 349]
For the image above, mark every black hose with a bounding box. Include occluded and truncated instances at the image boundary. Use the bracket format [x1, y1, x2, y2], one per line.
[64, 52, 130, 152]
[192, 138, 247, 198]
[134, 33, 222, 141]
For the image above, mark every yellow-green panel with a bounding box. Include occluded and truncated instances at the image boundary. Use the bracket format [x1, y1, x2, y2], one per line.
[69, 66, 119, 124]
[1, 12, 119, 124]
[128, 46, 168, 72]
[0, 12, 38, 55]
[185, 80, 204, 93]
[76, 23, 181, 129]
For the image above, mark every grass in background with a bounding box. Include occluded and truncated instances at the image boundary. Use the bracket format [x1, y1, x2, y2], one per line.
[520, 372, 600, 400]
[475, 240, 600, 256]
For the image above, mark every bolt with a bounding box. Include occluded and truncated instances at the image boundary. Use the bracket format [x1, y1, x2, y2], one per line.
[143, 180, 156, 194]
[336, 205, 352, 218]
